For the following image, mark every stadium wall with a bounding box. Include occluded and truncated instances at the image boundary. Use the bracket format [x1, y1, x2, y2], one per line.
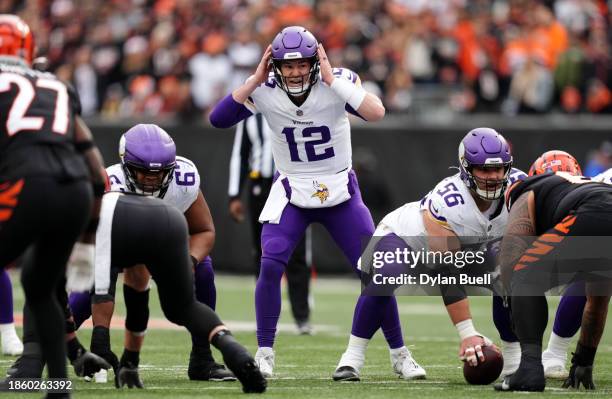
[89, 117, 610, 274]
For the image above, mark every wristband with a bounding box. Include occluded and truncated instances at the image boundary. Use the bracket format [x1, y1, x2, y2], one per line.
[456, 318, 479, 341]
[330, 78, 366, 110]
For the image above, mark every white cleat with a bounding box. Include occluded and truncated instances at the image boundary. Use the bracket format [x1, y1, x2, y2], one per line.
[500, 341, 520, 378]
[1, 328, 24, 356]
[391, 347, 426, 380]
[254, 347, 275, 378]
[542, 349, 569, 379]
[333, 351, 364, 381]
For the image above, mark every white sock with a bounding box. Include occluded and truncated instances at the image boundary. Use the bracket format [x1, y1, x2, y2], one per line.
[546, 332, 572, 358]
[389, 346, 408, 357]
[0, 323, 16, 335]
[342, 335, 369, 363]
[501, 340, 521, 357]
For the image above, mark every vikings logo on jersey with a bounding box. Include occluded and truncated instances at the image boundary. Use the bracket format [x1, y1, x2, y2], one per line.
[106, 156, 200, 213]
[311, 181, 329, 204]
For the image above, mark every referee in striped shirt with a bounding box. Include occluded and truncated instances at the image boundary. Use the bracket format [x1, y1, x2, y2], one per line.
[228, 113, 312, 334]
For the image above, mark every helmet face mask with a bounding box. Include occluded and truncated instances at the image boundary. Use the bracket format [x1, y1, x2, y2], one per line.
[0, 14, 35, 65]
[271, 26, 319, 97]
[458, 128, 513, 201]
[119, 124, 176, 198]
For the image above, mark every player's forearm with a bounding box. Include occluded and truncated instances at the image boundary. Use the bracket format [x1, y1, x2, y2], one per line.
[356, 93, 385, 122]
[209, 94, 253, 128]
[189, 231, 215, 261]
[579, 295, 609, 349]
[446, 298, 472, 325]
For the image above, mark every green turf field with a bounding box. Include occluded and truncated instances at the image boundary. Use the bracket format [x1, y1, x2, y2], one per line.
[2, 273, 611, 398]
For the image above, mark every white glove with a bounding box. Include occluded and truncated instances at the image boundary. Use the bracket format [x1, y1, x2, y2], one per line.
[66, 242, 95, 292]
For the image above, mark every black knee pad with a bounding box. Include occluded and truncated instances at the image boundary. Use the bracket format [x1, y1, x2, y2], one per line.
[123, 284, 149, 334]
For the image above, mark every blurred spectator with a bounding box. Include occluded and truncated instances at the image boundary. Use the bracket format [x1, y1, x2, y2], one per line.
[584, 140, 612, 177]
[9, 0, 612, 119]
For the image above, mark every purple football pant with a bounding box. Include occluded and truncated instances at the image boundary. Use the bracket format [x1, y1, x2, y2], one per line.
[553, 282, 586, 338]
[69, 256, 217, 329]
[0, 269, 14, 324]
[255, 172, 404, 349]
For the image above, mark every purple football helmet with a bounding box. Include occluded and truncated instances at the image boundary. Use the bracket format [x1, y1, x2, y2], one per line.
[271, 26, 319, 96]
[119, 124, 176, 198]
[458, 127, 513, 200]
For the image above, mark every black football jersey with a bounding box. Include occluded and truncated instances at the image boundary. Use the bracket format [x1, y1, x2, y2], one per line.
[0, 61, 87, 179]
[508, 172, 612, 234]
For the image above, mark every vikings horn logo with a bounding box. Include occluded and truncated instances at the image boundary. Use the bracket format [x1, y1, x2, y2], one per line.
[311, 181, 329, 204]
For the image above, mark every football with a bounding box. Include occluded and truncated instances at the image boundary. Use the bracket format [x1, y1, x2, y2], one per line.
[463, 346, 504, 385]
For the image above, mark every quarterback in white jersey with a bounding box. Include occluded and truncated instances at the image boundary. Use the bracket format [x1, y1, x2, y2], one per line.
[210, 26, 394, 379]
[334, 128, 527, 382]
[69, 124, 235, 383]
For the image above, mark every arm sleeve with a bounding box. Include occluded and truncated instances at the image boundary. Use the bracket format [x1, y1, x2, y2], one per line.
[209, 94, 254, 128]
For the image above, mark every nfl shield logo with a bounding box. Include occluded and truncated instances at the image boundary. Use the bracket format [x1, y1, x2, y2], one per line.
[296, 109, 303, 116]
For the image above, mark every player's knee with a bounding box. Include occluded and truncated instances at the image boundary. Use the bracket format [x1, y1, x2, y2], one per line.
[124, 265, 150, 291]
[195, 258, 215, 280]
[162, 304, 188, 326]
[124, 285, 150, 334]
[259, 257, 286, 282]
[262, 236, 292, 263]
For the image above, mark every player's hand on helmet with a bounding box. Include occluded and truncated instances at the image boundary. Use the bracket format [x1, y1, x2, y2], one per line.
[115, 363, 144, 389]
[66, 242, 95, 292]
[460, 335, 495, 367]
[563, 363, 595, 390]
[229, 198, 245, 222]
[252, 45, 272, 85]
[317, 44, 333, 85]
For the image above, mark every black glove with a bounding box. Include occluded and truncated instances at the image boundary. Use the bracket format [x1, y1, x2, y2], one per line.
[563, 364, 595, 390]
[115, 362, 144, 389]
[72, 351, 111, 377]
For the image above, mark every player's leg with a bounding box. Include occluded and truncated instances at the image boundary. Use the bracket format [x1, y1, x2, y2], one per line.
[0, 268, 23, 356]
[67, 290, 92, 329]
[492, 295, 520, 377]
[542, 282, 585, 379]
[189, 256, 236, 381]
[285, 237, 311, 334]
[255, 203, 310, 376]
[145, 205, 265, 392]
[20, 178, 92, 382]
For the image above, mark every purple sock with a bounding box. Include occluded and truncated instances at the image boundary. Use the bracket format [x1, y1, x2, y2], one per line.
[492, 295, 517, 342]
[194, 256, 216, 311]
[381, 296, 404, 349]
[255, 257, 284, 348]
[351, 295, 387, 340]
[553, 283, 586, 338]
[68, 291, 92, 329]
[0, 269, 14, 324]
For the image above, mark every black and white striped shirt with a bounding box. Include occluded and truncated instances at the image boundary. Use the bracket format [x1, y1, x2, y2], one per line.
[228, 113, 275, 199]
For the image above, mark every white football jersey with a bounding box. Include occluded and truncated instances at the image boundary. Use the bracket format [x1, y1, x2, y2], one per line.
[106, 156, 200, 213]
[380, 168, 527, 250]
[593, 168, 612, 184]
[244, 68, 360, 177]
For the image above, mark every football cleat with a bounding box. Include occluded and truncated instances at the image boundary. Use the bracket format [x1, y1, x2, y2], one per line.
[71, 350, 111, 378]
[230, 358, 267, 393]
[1, 328, 23, 356]
[542, 349, 569, 379]
[494, 362, 545, 392]
[296, 320, 313, 336]
[333, 350, 364, 382]
[500, 341, 520, 378]
[5, 353, 43, 378]
[391, 347, 426, 380]
[332, 365, 360, 381]
[188, 361, 237, 381]
[254, 347, 275, 378]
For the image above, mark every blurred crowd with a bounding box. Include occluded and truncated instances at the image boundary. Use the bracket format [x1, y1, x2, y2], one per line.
[4, 0, 612, 120]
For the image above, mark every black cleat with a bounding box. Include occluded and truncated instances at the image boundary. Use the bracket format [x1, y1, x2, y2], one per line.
[332, 366, 360, 382]
[188, 361, 237, 381]
[494, 363, 545, 392]
[5, 353, 44, 378]
[231, 359, 267, 393]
